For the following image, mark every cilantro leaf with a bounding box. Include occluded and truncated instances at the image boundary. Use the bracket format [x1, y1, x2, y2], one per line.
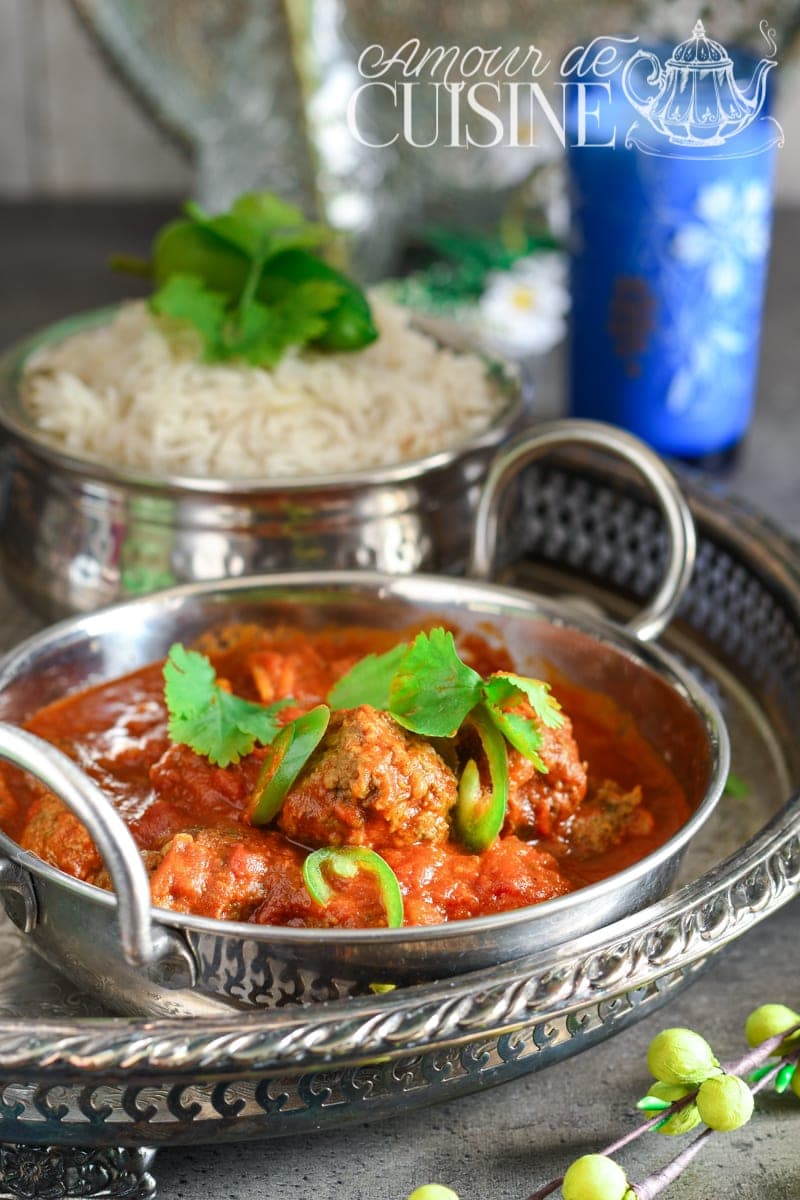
[724, 772, 750, 799]
[482, 686, 547, 771]
[221, 280, 344, 366]
[328, 631, 562, 775]
[327, 642, 410, 710]
[128, 190, 375, 367]
[184, 194, 326, 262]
[150, 272, 344, 369]
[389, 629, 482, 737]
[231, 192, 314, 233]
[150, 274, 227, 357]
[503, 672, 566, 724]
[231, 192, 328, 259]
[496, 673, 565, 729]
[482, 673, 563, 771]
[163, 643, 292, 767]
[163, 642, 215, 717]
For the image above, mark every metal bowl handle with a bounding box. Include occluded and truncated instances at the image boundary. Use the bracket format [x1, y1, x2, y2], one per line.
[0, 723, 157, 968]
[468, 419, 697, 643]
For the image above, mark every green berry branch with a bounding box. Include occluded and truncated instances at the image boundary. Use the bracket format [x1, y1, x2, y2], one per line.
[405, 1005, 800, 1200]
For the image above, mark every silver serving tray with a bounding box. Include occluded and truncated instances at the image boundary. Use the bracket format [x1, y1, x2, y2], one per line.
[0, 471, 795, 1169]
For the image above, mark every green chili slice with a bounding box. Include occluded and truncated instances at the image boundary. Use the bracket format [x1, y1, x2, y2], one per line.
[455, 702, 508, 852]
[303, 847, 404, 928]
[248, 704, 330, 825]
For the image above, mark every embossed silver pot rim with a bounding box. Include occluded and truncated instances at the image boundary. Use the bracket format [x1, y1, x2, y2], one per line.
[0, 570, 729, 950]
[0, 306, 525, 495]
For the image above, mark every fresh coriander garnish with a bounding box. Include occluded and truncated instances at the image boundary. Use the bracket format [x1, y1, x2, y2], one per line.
[482, 673, 563, 773]
[181, 192, 327, 261]
[150, 275, 229, 356]
[163, 643, 292, 767]
[327, 628, 563, 757]
[389, 628, 482, 737]
[116, 190, 378, 366]
[723, 772, 750, 799]
[327, 628, 564, 851]
[327, 641, 410, 711]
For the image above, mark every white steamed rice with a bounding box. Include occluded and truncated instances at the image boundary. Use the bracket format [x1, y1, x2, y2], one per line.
[20, 299, 504, 479]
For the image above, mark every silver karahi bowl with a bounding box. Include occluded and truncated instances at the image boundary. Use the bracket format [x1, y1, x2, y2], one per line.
[0, 422, 729, 1016]
[0, 308, 527, 618]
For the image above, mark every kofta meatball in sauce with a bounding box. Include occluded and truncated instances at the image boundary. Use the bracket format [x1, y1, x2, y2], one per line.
[0, 623, 690, 928]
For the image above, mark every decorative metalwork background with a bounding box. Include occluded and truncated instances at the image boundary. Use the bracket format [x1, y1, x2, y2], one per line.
[70, 1, 800, 275]
[0, 1147, 155, 1199]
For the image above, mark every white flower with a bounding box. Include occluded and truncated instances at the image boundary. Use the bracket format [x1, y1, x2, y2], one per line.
[476, 253, 569, 358]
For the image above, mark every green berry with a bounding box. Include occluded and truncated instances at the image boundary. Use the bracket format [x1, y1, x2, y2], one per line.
[407, 1187, 460, 1200]
[646, 1027, 719, 1086]
[562, 1154, 628, 1200]
[696, 1074, 754, 1131]
[646, 1081, 702, 1136]
[744, 1004, 800, 1052]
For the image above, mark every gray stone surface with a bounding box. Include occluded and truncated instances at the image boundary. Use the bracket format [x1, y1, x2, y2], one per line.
[0, 203, 797, 1199]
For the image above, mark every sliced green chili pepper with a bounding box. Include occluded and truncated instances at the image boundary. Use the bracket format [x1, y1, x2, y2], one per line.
[303, 846, 404, 928]
[248, 704, 330, 826]
[455, 702, 508, 852]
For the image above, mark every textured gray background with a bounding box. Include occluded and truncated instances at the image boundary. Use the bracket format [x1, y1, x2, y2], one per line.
[0, 203, 797, 1198]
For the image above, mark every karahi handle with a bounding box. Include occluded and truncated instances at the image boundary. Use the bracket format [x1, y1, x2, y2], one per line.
[0, 724, 195, 988]
[468, 419, 696, 643]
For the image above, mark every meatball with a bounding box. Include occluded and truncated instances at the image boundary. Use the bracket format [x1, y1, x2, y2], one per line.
[251, 855, 392, 929]
[383, 836, 572, 925]
[147, 825, 310, 922]
[473, 835, 573, 911]
[567, 779, 654, 857]
[148, 824, 395, 929]
[503, 713, 588, 839]
[19, 792, 101, 881]
[278, 705, 457, 850]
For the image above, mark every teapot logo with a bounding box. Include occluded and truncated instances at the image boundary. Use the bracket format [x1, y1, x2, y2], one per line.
[621, 20, 782, 156]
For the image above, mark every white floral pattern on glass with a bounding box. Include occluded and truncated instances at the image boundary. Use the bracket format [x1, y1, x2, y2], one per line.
[662, 181, 771, 414]
[671, 181, 770, 294]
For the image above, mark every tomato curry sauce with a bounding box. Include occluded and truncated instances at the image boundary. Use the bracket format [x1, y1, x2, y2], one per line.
[0, 623, 690, 928]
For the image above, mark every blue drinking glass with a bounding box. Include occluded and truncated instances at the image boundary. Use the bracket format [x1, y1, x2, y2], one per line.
[566, 37, 779, 463]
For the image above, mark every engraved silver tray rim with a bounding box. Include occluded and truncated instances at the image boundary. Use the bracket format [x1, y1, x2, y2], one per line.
[0, 789, 796, 1084]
